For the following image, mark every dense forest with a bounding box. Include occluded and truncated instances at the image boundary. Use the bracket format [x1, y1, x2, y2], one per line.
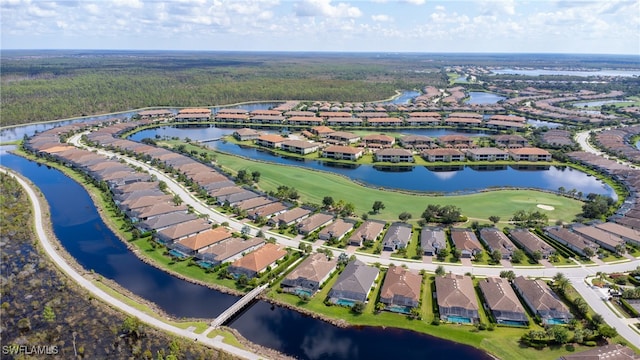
[1, 52, 446, 126]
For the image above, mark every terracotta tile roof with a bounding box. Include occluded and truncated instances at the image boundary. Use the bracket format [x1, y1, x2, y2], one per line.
[177, 227, 232, 251]
[436, 273, 478, 311]
[509, 147, 551, 156]
[179, 108, 211, 114]
[231, 243, 287, 273]
[323, 145, 363, 155]
[349, 220, 386, 242]
[257, 134, 286, 143]
[479, 277, 526, 315]
[363, 134, 395, 143]
[284, 253, 337, 284]
[380, 265, 421, 303]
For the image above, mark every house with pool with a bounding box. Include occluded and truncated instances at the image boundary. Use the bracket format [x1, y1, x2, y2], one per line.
[435, 273, 479, 324]
[379, 265, 422, 313]
[281, 253, 337, 296]
[195, 237, 265, 267]
[228, 243, 288, 279]
[513, 276, 573, 325]
[479, 277, 529, 326]
[328, 259, 379, 306]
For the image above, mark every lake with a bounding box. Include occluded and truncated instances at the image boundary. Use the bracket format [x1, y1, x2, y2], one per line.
[465, 92, 506, 105]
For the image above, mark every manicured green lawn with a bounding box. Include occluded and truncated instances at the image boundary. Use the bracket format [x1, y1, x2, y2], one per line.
[170, 142, 584, 224]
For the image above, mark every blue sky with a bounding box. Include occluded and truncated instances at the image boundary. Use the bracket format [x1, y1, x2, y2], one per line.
[1, 0, 639, 54]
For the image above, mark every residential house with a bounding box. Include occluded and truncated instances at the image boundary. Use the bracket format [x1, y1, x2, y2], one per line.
[247, 202, 289, 220]
[130, 203, 187, 222]
[421, 148, 465, 162]
[349, 220, 386, 247]
[438, 135, 474, 148]
[571, 224, 625, 252]
[450, 228, 483, 258]
[155, 218, 211, 244]
[466, 147, 509, 161]
[595, 222, 640, 247]
[435, 273, 479, 324]
[494, 134, 528, 148]
[508, 228, 555, 259]
[228, 243, 287, 279]
[138, 109, 172, 119]
[479, 227, 517, 259]
[286, 116, 323, 126]
[268, 207, 312, 227]
[136, 212, 198, 233]
[513, 276, 573, 325]
[250, 115, 285, 125]
[171, 227, 233, 255]
[310, 126, 335, 138]
[297, 213, 334, 235]
[399, 135, 437, 150]
[215, 113, 250, 123]
[256, 134, 286, 149]
[325, 131, 360, 145]
[280, 140, 319, 155]
[175, 108, 211, 121]
[233, 128, 260, 141]
[367, 117, 403, 127]
[321, 145, 364, 161]
[281, 253, 338, 295]
[374, 148, 414, 163]
[379, 265, 422, 312]
[444, 117, 482, 127]
[478, 277, 529, 326]
[362, 134, 395, 148]
[325, 117, 363, 127]
[196, 237, 265, 266]
[544, 226, 599, 257]
[327, 259, 379, 305]
[420, 227, 447, 256]
[508, 147, 552, 161]
[318, 219, 356, 241]
[382, 222, 412, 251]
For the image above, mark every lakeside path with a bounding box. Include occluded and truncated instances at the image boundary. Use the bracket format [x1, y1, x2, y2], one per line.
[0, 167, 266, 360]
[67, 131, 640, 347]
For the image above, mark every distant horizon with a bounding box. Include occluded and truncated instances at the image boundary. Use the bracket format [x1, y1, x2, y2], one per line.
[2, 1, 638, 55]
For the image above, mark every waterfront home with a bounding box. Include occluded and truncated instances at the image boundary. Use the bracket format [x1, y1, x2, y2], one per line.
[326, 131, 360, 144]
[318, 219, 356, 241]
[349, 220, 386, 247]
[465, 147, 509, 162]
[362, 134, 395, 148]
[171, 227, 233, 255]
[379, 265, 422, 312]
[444, 117, 482, 127]
[478, 227, 517, 259]
[121, 194, 174, 214]
[367, 117, 403, 127]
[321, 145, 364, 161]
[251, 109, 282, 116]
[284, 110, 316, 117]
[217, 108, 248, 115]
[228, 243, 287, 279]
[233, 128, 260, 141]
[478, 277, 529, 326]
[508, 228, 555, 259]
[155, 218, 212, 244]
[595, 222, 640, 246]
[399, 135, 437, 150]
[486, 120, 526, 131]
[196, 237, 265, 266]
[280, 139, 320, 155]
[250, 115, 286, 125]
[281, 253, 338, 295]
[320, 111, 352, 119]
[136, 212, 198, 233]
[571, 224, 625, 252]
[356, 111, 388, 120]
[448, 112, 483, 120]
[544, 226, 599, 257]
[256, 134, 286, 149]
[435, 273, 479, 324]
[513, 276, 573, 325]
[116, 189, 167, 204]
[438, 135, 473, 148]
[268, 207, 312, 227]
[130, 202, 188, 222]
[286, 116, 323, 126]
[489, 115, 526, 123]
[421, 148, 465, 162]
[247, 202, 289, 220]
[175, 108, 211, 121]
[310, 126, 335, 138]
[374, 148, 414, 163]
[494, 134, 528, 148]
[382, 222, 413, 251]
[406, 112, 442, 126]
[138, 109, 173, 119]
[508, 147, 552, 161]
[215, 113, 250, 123]
[328, 259, 379, 306]
[325, 117, 363, 127]
[297, 213, 334, 235]
[450, 228, 483, 258]
[420, 227, 447, 256]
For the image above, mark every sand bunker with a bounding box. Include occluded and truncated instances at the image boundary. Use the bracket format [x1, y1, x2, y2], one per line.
[537, 204, 555, 211]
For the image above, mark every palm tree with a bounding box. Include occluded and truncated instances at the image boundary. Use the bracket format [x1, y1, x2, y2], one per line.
[553, 272, 570, 295]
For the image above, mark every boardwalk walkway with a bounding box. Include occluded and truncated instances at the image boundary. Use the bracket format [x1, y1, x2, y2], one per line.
[211, 284, 269, 328]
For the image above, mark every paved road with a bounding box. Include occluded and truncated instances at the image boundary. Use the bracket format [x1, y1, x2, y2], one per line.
[0, 168, 265, 360]
[68, 132, 640, 346]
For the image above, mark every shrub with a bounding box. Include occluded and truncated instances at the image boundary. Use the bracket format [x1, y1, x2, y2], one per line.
[584, 341, 597, 347]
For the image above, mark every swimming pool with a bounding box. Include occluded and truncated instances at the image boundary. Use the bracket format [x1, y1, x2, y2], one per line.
[447, 316, 472, 324]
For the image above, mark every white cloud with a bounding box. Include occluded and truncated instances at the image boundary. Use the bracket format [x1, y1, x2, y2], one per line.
[294, 0, 362, 18]
[84, 3, 99, 15]
[111, 0, 143, 9]
[371, 14, 392, 22]
[55, 20, 68, 29]
[27, 4, 57, 17]
[434, 5, 445, 11]
[480, 0, 515, 16]
[403, 0, 426, 5]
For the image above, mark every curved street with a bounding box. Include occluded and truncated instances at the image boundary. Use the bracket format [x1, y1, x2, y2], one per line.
[0, 168, 265, 360]
[67, 130, 640, 346]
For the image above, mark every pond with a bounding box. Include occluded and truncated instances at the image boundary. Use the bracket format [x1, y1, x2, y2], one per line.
[0, 150, 492, 360]
[465, 92, 506, 105]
